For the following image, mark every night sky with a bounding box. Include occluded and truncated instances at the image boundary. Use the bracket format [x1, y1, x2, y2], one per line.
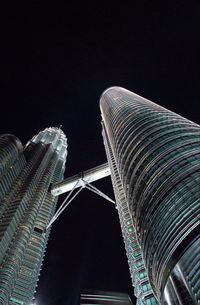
[0, 1, 200, 305]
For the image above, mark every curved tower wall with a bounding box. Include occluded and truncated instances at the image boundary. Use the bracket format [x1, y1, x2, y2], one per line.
[102, 123, 157, 305]
[0, 134, 23, 176]
[0, 128, 67, 305]
[100, 87, 200, 304]
[0, 134, 25, 202]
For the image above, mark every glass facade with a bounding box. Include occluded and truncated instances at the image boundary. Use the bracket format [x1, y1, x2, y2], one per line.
[0, 128, 67, 304]
[100, 87, 200, 305]
[102, 123, 157, 305]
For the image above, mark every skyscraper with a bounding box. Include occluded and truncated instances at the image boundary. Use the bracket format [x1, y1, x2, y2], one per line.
[0, 128, 67, 305]
[100, 87, 200, 305]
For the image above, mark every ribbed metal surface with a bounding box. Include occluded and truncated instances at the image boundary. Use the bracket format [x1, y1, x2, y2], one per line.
[102, 123, 157, 305]
[100, 86, 200, 304]
[163, 238, 200, 305]
[0, 128, 67, 305]
[0, 134, 23, 176]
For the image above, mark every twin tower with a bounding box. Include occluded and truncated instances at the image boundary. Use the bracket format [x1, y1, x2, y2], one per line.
[0, 87, 199, 304]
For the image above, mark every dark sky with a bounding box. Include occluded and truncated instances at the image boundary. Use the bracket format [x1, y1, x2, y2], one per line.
[0, 1, 200, 305]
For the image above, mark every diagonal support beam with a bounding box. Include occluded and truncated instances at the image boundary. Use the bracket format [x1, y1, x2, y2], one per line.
[47, 184, 84, 229]
[84, 181, 115, 204]
[47, 164, 115, 229]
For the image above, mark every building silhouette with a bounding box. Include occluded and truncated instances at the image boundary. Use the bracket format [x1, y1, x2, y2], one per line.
[100, 87, 200, 305]
[0, 128, 67, 304]
[80, 289, 133, 305]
